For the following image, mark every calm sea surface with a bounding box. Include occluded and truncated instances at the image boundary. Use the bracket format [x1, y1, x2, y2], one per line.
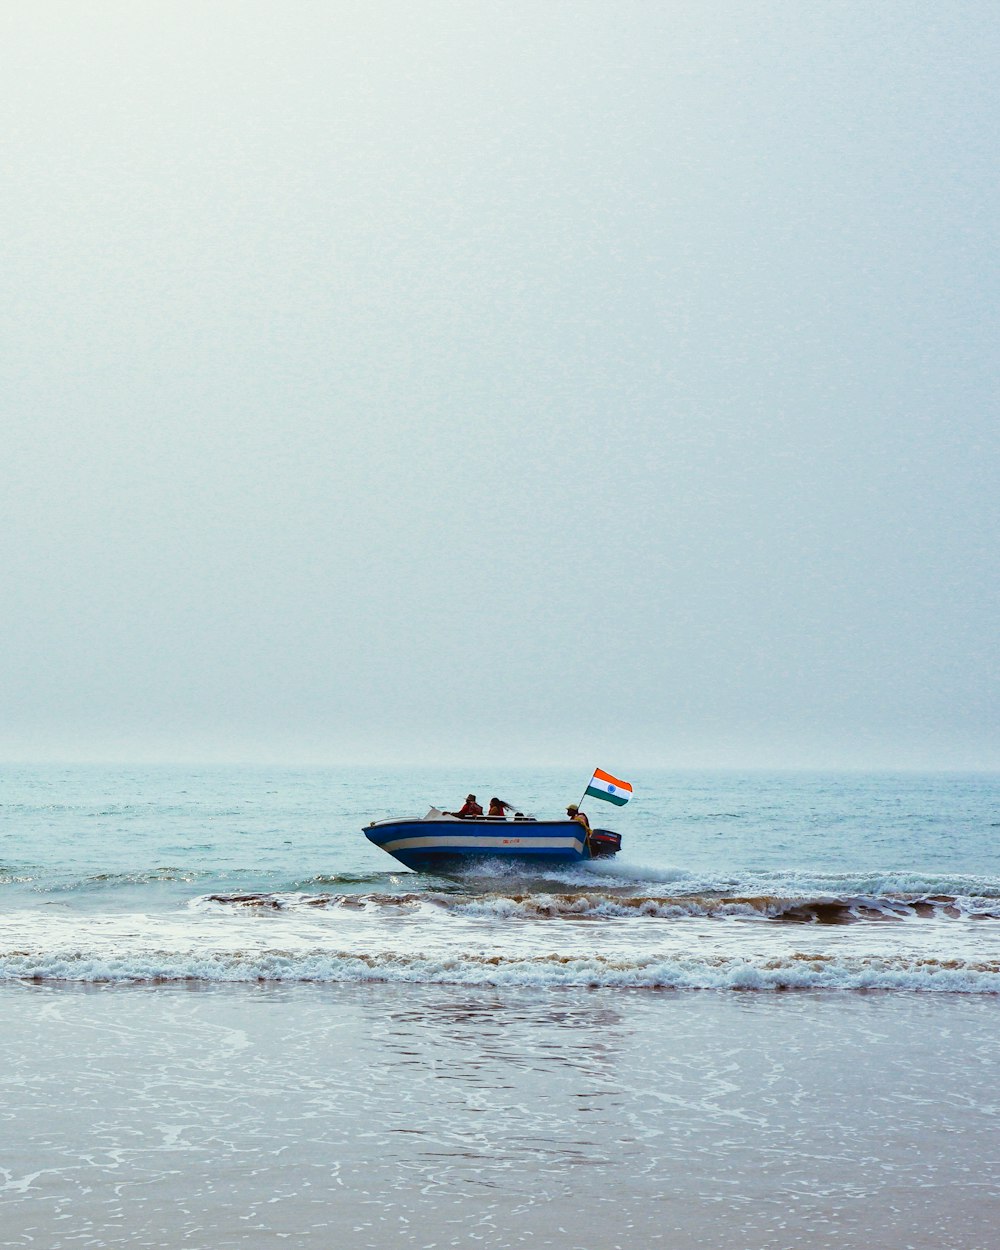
[1, 765, 998, 990]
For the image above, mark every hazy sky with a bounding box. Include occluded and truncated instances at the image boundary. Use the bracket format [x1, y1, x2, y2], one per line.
[3, 1, 998, 769]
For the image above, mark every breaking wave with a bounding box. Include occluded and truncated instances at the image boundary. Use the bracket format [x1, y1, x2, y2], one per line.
[2, 948, 998, 992]
[197, 889, 1000, 923]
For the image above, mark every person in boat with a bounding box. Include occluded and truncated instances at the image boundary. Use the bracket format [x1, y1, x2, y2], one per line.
[449, 794, 483, 818]
[566, 804, 591, 832]
[487, 797, 513, 818]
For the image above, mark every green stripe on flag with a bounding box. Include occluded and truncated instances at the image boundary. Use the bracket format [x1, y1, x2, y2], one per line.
[585, 785, 629, 806]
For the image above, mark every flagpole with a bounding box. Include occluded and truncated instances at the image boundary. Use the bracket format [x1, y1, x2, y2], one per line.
[574, 768, 594, 814]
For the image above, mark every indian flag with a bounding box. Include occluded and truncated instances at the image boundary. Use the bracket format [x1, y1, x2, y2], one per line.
[584, 768, 633, 807]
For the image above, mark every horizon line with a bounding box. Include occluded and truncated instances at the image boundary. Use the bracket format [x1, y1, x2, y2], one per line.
[1, 756, 997, 777]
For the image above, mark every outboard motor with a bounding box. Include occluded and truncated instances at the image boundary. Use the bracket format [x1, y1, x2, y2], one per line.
[588, 829, 622, 857]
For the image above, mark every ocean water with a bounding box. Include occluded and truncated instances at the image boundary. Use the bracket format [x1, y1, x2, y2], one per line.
[3, 765, 1000, 1249]
[2, 764, 998, 992]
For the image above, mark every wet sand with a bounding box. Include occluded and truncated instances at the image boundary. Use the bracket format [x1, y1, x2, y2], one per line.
[1, 984, 997, 1249]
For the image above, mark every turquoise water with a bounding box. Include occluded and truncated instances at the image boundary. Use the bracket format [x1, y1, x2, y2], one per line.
[2, 765, 998, 989]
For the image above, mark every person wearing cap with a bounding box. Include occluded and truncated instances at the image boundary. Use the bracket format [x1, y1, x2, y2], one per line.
[566, 804, 591, 832]
[450, 794, 483, 818]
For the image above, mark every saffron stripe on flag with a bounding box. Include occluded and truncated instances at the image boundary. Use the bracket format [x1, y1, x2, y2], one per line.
[592, 768, 632, 794]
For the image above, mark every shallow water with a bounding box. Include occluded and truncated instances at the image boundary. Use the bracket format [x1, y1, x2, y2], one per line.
[2, 984, 998, 1250]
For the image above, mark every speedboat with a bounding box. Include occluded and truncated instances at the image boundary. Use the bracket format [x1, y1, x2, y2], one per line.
[363, 808, 622, 873]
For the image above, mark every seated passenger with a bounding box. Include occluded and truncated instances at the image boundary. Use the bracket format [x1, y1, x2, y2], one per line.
[450, 794, 483, 818]
[487, 797, 513, 818]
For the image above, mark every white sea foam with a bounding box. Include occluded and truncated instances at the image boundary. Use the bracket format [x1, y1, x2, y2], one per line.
[2, 947, 998, 992]
[188, 887, 1000, 923]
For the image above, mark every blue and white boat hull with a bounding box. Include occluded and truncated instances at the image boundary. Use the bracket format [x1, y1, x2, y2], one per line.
[363, 814, 620, 873]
